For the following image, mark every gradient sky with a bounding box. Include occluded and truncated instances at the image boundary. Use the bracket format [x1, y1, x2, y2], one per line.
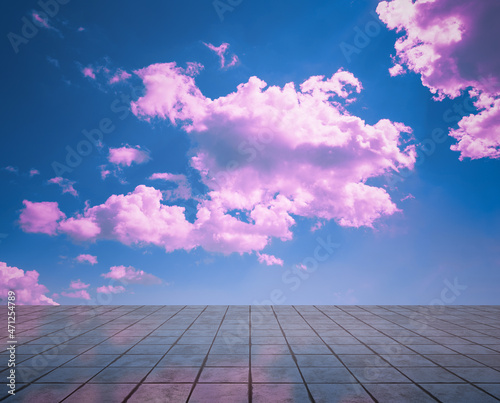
[1, 0, 499, 306]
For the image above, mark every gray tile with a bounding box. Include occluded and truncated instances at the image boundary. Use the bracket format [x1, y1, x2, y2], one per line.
[63, 383, 137, 402]
[126, 344, 172, 354]
[206, 354, 249, 367]
[381, 354, 436, 367]
[398, 367, 465, 383]
[421, 383, 498, 403]
[128, 384, 192, 403]
[252, 336, 287, 345]
[468, 354, 500, 366]
[301, 367, 357, 383]
[110, 354, 162, 367]
[62, 354, 119, 367]
[168, 344, 211, 355]
[448, 367, 500, 383]
[308, 383, 374, 402]
[36, 367, 101, 383]
[252, 354, 296, 367]
[296, 354, 344, 367]
[252, 366, 303, 383]
[89, 367, 150, 383]
[189, 383, 248, 403]
[425, 354, 486, 367]
[145, 366, 199, 383]
[476, 384, 500, 399]
[350, 366, 409, 383]
[339, 354, 390, 367]
[364, 383, 437, 402]
[199, 367, 248, 383]
[158, 354, 206, 367]
[290, 344, 332, 355]
[251, 344, 289, 355]
[8, 383, 82, 403]
[329, 344, 373, 354]
[409, 345, 458, 354]
[252, 384, 310, 403]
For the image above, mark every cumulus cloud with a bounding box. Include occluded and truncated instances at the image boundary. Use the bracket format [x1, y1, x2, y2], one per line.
[0, 261, 58, 305]
[132, 63, 414, 227]
[69, 279, 90, 290]
[29, 169, 40, 177]
[75, 254, 98, 265]
[19, 62, 416, 255]
[61, 290, 91, 300]
[19, 201, 65, 235]
[48, 177, 78, 197]
[101, 265, 162, 285]
[257, 253, 284, 266]
[97, 285, 125, 294]
[204, 42, 239, 69]
[108, 145, 151, 167]
[377, 0, 500, 160]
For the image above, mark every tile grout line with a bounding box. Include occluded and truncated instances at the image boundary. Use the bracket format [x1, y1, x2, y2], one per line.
[293, 306, 379, 403]
[271, 305, 316, 403]
[61, 305, 184, 402]
[363, 305, 500, 401]
[0, 305, 148, 401]
[185, 306, 230, 403]
[122, 305, 211, 402]
[329, 305, 441, 402]
[249, 305, 253, 403]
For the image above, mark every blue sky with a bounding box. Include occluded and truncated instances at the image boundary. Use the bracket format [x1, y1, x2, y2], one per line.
[1, 0, 499, 305]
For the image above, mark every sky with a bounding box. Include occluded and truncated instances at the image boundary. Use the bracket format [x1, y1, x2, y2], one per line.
[1, 0, 499, 306]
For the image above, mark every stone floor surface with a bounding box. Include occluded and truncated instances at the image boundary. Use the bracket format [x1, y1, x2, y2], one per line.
[1, 305, 499, 402]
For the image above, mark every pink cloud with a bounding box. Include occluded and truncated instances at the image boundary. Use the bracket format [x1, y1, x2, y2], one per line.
[388, 64, 405, 77]
[48, 177, 78, 197]
[132, 63, 414, 229]
[401, 193, 415, 202]
[204, 43, 239, 69]
[32, 11, 51, 29]
[257, 253, 284, 266]
[108, 145, 150, 167]
[148, 172, 192, 200]
[0, 261, 58, 305]
[75, 254, 98, 265]
[377, 0, 500, 159]
[4, 166, 18, 174]
[98, 165, 111, 180]
[101, 265, 162, 285]
[97, 285, 125, 294]
[19, 201, 65, 235]
[29, 168, 40, 177]
[82, 66, 96, 79]
[61, 290, 91, 300]
[20, 62, 417, 256]
[69, 279, 90, 290]
[58, 217, 101, 241]
[109, 69, 132, 84]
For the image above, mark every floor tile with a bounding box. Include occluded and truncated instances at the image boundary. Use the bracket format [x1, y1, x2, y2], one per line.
[421, 383, 499, 403]
[128, 384, 192, 402]
[189, 383, 248, 403]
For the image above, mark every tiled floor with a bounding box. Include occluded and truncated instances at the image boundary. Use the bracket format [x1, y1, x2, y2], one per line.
[1, 305, 499, 402]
